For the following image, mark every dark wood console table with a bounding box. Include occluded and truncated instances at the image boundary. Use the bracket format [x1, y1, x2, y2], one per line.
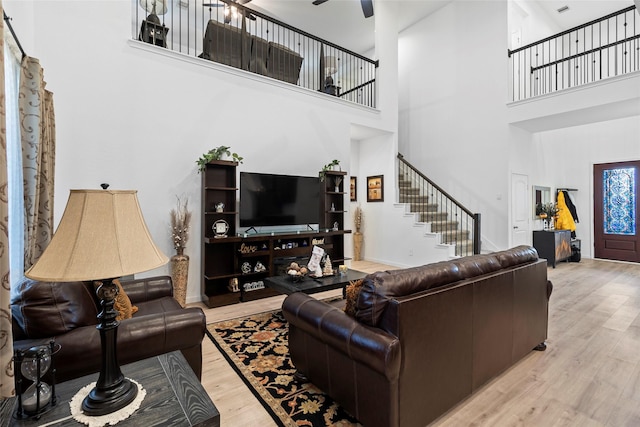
[265, 269, 367, 295]
[0, 351, 220, 426]
[533, 229, 572, 268]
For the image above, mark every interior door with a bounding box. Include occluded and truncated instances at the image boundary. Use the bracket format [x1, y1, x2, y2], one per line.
[594, 161, 640, 262]
[511, 173, 530, 247]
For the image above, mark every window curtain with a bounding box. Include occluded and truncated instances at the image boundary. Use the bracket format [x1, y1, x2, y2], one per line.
[20, 57, 55, 270]
[0, 0, 15, 399]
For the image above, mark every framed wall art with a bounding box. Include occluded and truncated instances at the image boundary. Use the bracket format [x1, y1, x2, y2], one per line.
[350, 177, 357, 202]
[367, 175, 384, 202]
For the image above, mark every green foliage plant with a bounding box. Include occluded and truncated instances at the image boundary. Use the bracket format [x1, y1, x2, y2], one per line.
[197, 146, 243, 172]
[319, 159, 341, 182]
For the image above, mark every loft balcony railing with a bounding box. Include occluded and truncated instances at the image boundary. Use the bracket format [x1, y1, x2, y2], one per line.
[508, 5, 639, 102]
[133, 0, 378, 108]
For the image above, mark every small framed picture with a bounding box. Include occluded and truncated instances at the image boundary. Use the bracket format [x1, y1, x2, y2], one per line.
[367, 175, 384, 202]
[350, 177, 357, 202]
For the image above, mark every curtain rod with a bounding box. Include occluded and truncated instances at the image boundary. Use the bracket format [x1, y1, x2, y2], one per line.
[3, 11, 26, 59]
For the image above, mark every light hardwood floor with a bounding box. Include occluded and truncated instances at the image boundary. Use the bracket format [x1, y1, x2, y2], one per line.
[190, 259, 640, 426]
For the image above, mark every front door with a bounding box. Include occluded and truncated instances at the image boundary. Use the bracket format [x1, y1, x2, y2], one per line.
[594, 161, 640, 262]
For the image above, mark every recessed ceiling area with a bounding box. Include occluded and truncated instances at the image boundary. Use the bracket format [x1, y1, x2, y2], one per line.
[532, 0, 633, 31]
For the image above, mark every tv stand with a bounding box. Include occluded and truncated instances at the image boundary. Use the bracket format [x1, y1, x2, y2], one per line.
[201, 162, 351, 308]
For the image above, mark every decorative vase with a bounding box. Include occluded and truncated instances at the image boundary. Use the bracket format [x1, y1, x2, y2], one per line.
[171, 251, 189, 307]
[353, 231, 363, 261]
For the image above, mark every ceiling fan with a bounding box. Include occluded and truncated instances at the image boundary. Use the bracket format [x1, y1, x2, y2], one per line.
[312, 0, 374, 18]
[203, 0, 256, 23]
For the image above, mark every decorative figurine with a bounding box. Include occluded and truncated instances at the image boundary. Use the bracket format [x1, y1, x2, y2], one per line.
[323, 255, 334, 276]
[215, 202, 224, 213]
[228, 278, 239, 292]
[241, 262, 252, 274]
[254, 261, 267, 273]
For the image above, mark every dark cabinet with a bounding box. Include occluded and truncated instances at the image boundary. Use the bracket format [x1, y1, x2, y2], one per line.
[533, 230, 572, 268]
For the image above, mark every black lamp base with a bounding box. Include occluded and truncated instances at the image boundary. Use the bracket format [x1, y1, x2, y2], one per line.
[81, 279, 138, 417]
[82, 378, 138, 416]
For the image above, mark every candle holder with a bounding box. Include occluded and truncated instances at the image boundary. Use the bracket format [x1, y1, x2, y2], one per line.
[14, 341, 59, 420]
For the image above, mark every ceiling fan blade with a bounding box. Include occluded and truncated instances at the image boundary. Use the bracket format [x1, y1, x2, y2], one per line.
[312, 0, 329, 5]
[360, 0, 373, 18]
[236, 0, 252, 4]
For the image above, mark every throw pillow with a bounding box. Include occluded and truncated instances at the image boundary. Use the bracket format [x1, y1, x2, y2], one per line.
[113, 279, 138, 321]
[343, 278, 364, 317]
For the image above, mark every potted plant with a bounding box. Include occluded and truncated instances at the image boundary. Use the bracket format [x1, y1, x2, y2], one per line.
[319, 159, 341, 182]
[197, 146, 243, 172]
[539, 202, 559, 229]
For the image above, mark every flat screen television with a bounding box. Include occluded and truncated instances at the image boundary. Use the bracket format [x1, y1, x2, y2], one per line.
[240, 172, 320, 228]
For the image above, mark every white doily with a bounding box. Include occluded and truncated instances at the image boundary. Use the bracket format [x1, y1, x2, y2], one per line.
[69, 379, 146, 427]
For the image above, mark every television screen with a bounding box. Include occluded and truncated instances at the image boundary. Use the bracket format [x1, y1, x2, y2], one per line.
[240, 172, 320, 227]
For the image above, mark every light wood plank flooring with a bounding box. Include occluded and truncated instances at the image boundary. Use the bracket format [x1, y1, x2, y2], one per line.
[190, 259, 640, 426]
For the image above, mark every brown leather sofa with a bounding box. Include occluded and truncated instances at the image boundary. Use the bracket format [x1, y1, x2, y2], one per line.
[200, 19, 304, 85]
[282, 246, 552, 427]
[11, 275, 206, 383]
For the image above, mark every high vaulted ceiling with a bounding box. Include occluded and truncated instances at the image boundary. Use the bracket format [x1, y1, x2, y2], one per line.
[237, 0, 634, 54]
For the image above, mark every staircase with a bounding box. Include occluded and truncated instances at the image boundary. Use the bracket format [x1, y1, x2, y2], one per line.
[397, 154, 480, 258]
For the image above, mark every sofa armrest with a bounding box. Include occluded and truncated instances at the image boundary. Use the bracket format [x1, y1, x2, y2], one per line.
[282, 292, 401, 381]
[14, 307, 206, 383]
[121, 275, 173, 304]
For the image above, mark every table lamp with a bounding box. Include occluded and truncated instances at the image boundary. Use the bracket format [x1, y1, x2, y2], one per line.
[138, 0, 169, 47]
[25, 189, 168, 416]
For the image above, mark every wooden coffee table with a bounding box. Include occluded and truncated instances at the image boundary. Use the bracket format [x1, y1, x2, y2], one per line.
[0, 351, 220, 426]
[264, 269, 367, 295]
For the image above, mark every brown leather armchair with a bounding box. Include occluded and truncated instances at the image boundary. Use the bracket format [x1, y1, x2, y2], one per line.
[11, 276, 206, 383]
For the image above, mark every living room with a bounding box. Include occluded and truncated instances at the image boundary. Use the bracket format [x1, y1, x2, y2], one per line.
[3, 0, 640, 425]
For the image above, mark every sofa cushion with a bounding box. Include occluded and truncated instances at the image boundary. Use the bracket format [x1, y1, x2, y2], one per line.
[452, 254, 502, 278]
[266, 42, 303, 84]
[356, 261, 462, 327]
[354, 247, 540, 327]
[495, 245, 539, 268]
[11, 279, 99, 339]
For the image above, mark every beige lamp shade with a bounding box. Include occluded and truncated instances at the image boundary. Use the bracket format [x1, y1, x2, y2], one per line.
[25, 189, 168, 282]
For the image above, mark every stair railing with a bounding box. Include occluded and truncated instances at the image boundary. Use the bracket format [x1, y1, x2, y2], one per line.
[397, 153, 481, 257]
[508, 5, 639, 102]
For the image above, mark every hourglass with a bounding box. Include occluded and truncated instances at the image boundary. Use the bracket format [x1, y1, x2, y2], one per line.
[14, 341, 57, 418]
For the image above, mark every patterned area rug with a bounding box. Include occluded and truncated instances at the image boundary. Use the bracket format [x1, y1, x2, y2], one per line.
[207, 309, 361, 427]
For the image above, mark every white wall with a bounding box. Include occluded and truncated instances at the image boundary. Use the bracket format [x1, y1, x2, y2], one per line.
[398, 0, 512, 252]
[9, 0, 640, 303]
[533, 115, 640, 258]
[7, 0, 397, 304]
[508, 0, 561, 49]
